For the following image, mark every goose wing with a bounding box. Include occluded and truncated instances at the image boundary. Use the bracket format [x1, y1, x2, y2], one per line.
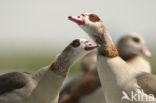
[136, 72, 156, 96]
[0, 72, 29, 95]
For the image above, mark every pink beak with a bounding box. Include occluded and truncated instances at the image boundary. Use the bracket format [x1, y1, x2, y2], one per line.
[84, 41, 99, 51]
[140, 46, 152, 57]
[68, 14, 85, 25]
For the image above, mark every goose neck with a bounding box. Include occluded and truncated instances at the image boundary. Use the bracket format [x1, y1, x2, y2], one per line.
[50, 49, 78, 76]
[90, 24, 119, 58]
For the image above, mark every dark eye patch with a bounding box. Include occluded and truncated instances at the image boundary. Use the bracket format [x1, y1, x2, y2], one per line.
[132, 37, 140, 43]
[72, 39, 80, 47]
[89, 14, 100, 22]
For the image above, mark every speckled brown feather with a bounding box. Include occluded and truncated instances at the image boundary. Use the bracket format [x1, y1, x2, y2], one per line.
[98, 44, 119, 57]
[49, 62, 67, 77]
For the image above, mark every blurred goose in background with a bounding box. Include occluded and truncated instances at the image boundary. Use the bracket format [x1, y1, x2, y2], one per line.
[25, 38, 98, 103]
[0, 38, 98, 103]
[117, 33, 151, 73]
[80, 50, 97, 73]
[59, 69, 100, 103]
[59, 33, 152, 103]
[69, 13, 156, 103]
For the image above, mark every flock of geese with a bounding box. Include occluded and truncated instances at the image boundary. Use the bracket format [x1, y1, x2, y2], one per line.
[0, 13, 155, 103]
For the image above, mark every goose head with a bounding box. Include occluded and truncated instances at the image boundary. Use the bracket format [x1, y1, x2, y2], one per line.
[68, 13, 102, 28]
[68, 13, 105, 42]
[69, 38, 99, 54]
[117, 33, 151, 59]
[57, 38, 99, 63]
[52, 38, 99, 74]
[68, 13, 119, 57]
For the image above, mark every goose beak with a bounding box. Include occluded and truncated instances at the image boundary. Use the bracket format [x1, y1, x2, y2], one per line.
[140, 46, 152, 57]
[68, 14, 85, 25]
[84, 42, 99, 51]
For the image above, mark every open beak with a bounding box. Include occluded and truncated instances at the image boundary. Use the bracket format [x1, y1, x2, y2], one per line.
[68, 14, 85, 25]
[84, 41, 99, 51]
[140, 45, 152, 57]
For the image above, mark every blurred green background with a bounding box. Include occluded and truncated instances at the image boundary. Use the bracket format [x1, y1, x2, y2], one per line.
[0, 49, 155, 75]
[0, 50, 82, 75]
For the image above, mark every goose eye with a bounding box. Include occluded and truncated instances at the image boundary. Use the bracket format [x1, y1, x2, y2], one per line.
[132, 37, 140, 43]
[72, 39, 80, 47]
[89, 14, 100, 22]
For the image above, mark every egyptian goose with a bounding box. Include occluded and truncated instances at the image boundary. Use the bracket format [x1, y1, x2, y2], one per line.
[0, 39, 98, 103]
[59, 33, 152, 103]
[25, 38, 98, 103]
[69, 13, 156, 103]
[117, 33, 151, 73]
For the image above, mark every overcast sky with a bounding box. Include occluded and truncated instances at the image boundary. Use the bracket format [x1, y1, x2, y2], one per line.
[0, 0, 156, 51]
